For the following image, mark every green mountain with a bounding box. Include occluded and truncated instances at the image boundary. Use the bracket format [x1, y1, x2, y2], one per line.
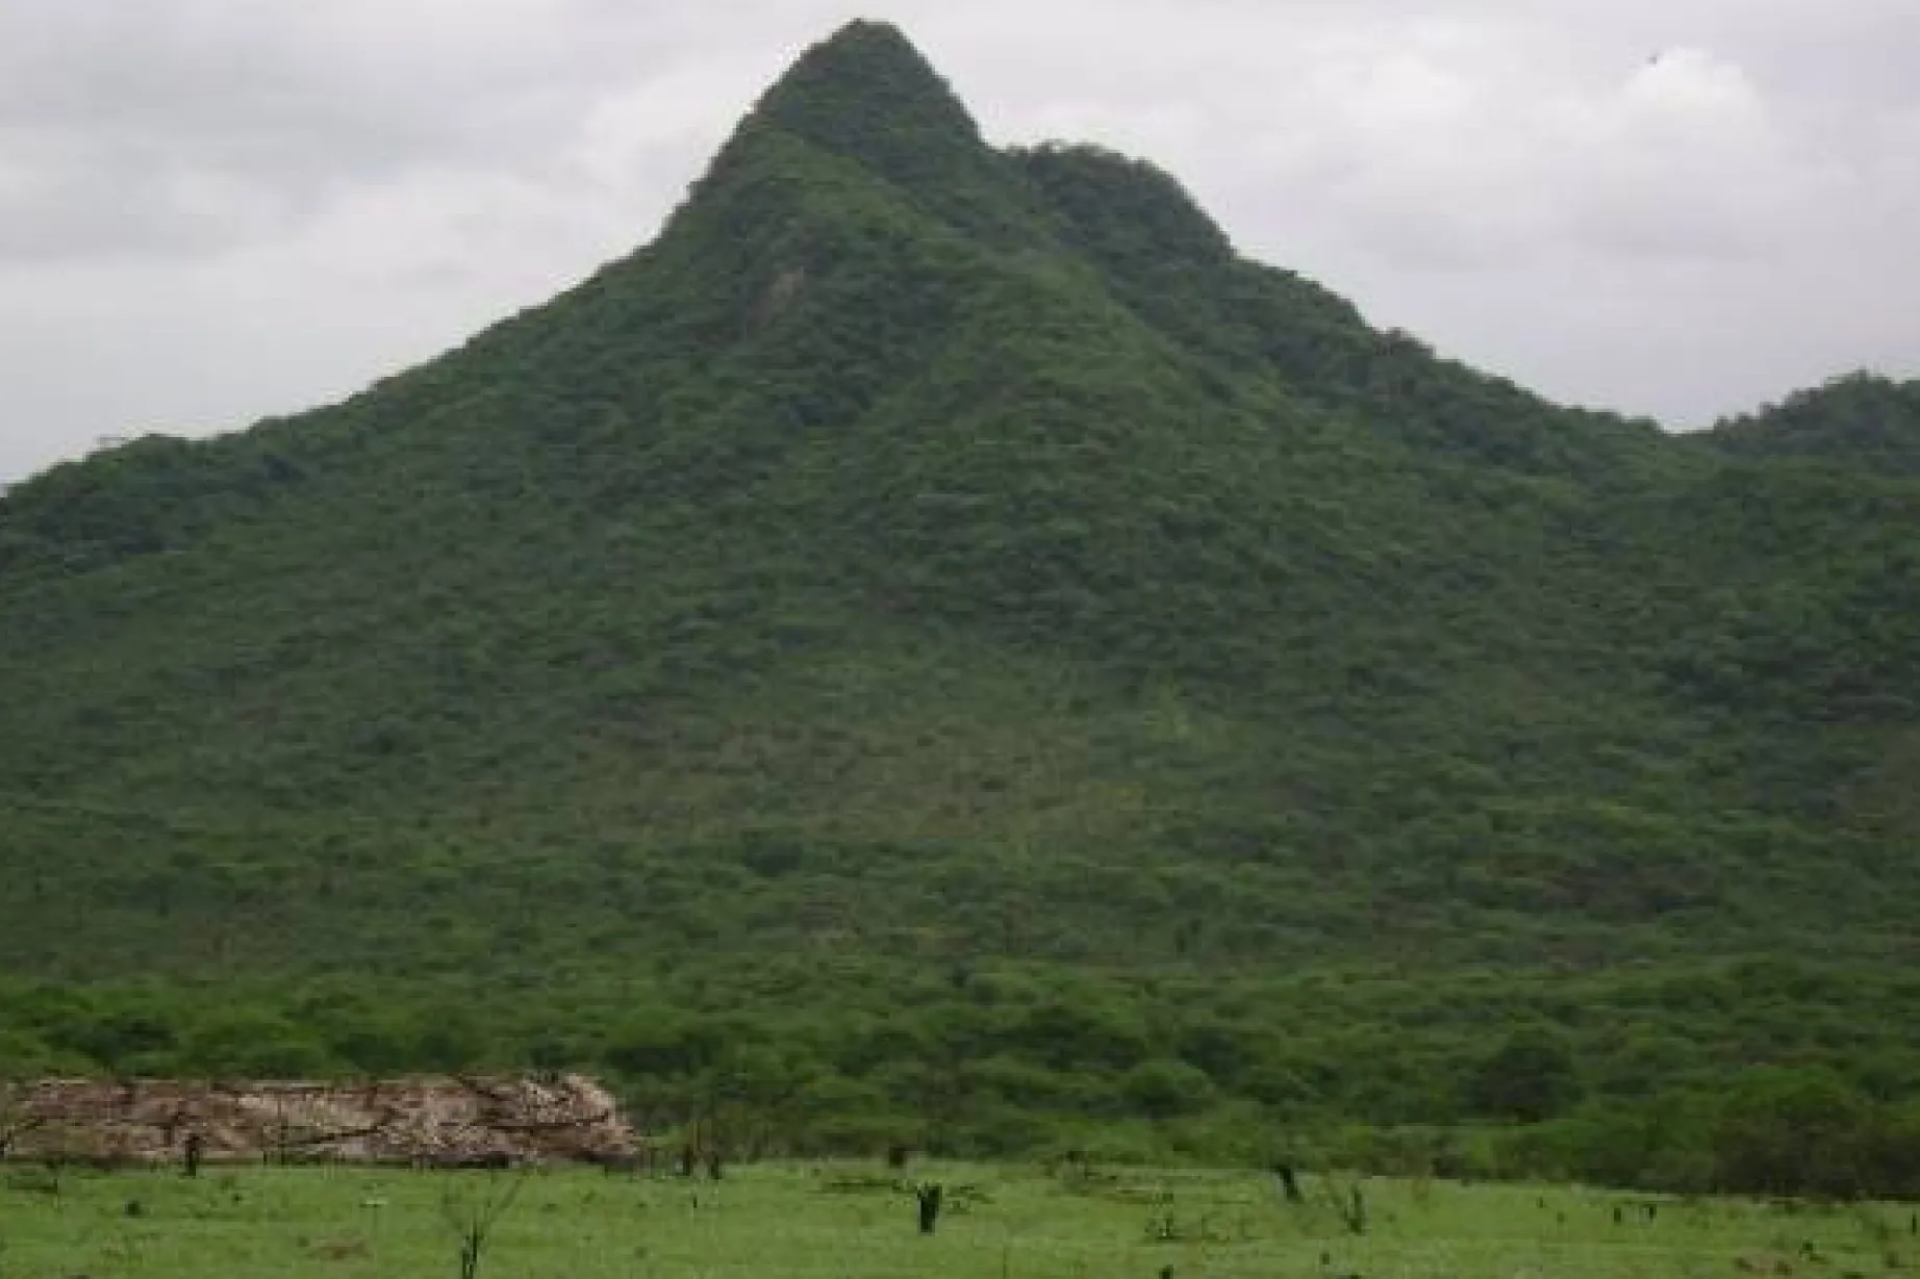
[3, 20, 1918, 1178]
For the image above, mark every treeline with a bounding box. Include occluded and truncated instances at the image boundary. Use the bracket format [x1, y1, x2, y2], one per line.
[5, 974, 1920, 1199]
[1334, 1071, 1920, 1201]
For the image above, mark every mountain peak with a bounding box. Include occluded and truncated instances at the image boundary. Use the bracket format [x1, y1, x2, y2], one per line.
[752, 20, 983, 158]
[707, 19, 1048, 243]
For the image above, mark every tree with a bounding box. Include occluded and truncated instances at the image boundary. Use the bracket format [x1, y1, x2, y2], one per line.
[1713, 1066, 1867, 1198]
[1464, 1026, 1581, 1124]
[1121, 1059, 1215, 1121]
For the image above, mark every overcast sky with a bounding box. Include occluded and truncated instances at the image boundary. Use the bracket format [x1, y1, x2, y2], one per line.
[3, 0, 1917, 484]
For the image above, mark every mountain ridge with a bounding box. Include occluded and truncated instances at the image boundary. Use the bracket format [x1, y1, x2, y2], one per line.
[1704, 371, 1920, 475]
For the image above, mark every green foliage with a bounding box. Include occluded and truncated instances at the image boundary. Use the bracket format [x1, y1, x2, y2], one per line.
[1464, 1026, 1582, 1124]
[1712, 1067, 1874, 1198]
[0, 18, 1918, 1190]
[1121, 1059, 1217, 1120]
[1707, 371, 1920, 475]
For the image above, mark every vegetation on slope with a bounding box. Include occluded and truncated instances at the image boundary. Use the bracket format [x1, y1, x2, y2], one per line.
[2, 19, 1918, 1191]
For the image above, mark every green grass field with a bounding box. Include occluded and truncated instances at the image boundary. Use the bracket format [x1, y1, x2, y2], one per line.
[0, 1161, 1908, 1279]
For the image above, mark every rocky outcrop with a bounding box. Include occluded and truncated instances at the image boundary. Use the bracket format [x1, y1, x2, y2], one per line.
[0, 1074, 636, 1166]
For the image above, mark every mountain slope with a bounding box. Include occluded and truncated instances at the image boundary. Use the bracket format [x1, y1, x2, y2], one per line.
[2, 20, 1918, 1170]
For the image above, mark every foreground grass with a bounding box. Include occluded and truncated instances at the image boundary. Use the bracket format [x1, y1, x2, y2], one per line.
[0, 1161, 1913, 1279]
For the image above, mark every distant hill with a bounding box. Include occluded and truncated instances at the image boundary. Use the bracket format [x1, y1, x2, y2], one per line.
[2, 19, 1918, 1176]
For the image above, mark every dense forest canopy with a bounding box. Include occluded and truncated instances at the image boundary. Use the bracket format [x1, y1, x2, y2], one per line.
[2, 19, 1918, 1193]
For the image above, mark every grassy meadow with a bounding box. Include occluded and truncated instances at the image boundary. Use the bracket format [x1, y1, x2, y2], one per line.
[1, 1160, 1911, 1279]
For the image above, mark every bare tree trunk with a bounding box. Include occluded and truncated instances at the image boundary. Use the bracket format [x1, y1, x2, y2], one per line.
[916, 1183, 944, 1235]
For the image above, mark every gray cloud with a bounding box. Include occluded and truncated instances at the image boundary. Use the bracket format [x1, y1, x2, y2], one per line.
[2, 0, 1918, 482]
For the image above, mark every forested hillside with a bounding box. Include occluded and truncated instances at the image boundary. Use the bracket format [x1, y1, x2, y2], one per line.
[2, 20, 1917, 1189]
